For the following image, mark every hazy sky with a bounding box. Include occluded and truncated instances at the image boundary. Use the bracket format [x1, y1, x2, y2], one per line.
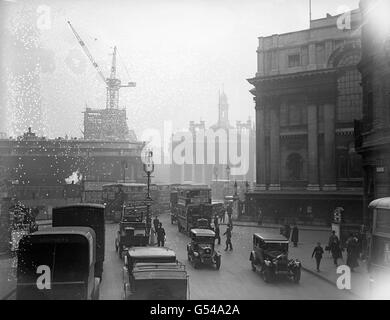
[2, 0, 360, 138]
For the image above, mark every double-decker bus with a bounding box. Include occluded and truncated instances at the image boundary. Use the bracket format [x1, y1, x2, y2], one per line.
[175, 185, 213, 234]
[368, 197, 390, 299]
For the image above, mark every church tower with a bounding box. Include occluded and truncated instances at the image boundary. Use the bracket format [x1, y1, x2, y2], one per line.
[218, 90, 230, 128]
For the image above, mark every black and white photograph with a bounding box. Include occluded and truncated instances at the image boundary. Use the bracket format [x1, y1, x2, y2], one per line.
[0, 0, 390, 305]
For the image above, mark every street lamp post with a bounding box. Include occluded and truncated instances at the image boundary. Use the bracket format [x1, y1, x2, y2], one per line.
[226, 165, 231, 195]
[143, 150, 154, 240]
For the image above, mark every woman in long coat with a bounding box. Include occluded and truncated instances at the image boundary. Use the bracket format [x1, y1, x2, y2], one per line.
[291, 225, 299, 247]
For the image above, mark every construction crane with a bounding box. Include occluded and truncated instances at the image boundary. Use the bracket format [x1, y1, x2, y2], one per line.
[67, 21, 136, 109]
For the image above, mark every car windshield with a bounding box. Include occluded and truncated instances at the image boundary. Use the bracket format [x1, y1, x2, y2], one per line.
[193, 236, 215, 244]
[264, 243, 288, 253]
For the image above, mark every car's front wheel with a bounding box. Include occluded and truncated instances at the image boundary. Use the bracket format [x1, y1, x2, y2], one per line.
[251, 260, 256, 272]
[293, 268, 301, 283]
[215, 256, 221, 270]
[262, 267, 272, 283]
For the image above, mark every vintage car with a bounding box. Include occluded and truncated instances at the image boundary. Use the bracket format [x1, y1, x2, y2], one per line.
[115, 221, 149, 258]
[249, 232, 301, 283]
[187, 229, 221, 269]
[122, 247, 189, 300]
[16, 227, 100, 300]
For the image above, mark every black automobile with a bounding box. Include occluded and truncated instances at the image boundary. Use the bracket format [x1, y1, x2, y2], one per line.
[123, 247, 189, 300]
[187, 229, 221, 270]
[115, 221, 148, 258]
[249, 232, 301, 283]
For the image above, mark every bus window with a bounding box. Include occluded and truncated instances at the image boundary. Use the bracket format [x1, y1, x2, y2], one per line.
[375, 209, 390, 234]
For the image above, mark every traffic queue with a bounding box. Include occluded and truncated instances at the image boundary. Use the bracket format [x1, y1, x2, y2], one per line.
[11, 183, 390, 300]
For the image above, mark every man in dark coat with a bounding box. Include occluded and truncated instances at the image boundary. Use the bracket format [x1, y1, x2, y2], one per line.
[291, 225, 299, 247]
[156, 223, 166, 247]
[257, 208, 263, 226]
[213, 215, 219, 229]
[328, 231, 342, 266]
[223, 225, 233, 251]
[153, 216, 160, 234]
[284, 224, 291, 239]
[312, 242, 324, 272]
[346, 233, 359, 271]
[227, 205, 233, 223]
[214, 224, 221, 245]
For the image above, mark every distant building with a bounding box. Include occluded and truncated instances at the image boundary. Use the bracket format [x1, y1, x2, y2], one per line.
[169, 91, 256, 187]
[247, 9, 364, 225]
[355, 0, 390, 225]
[0, 128, 145, 216]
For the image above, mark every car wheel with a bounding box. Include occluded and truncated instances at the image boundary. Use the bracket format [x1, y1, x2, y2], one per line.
[115, 241, 118, 252]
[293, 268, 301, 283]
[193, 260, 200, 269]
[118, 246, 123, 259]
[178, 223, 181, 232]
[215, 256, 221, 270]
[251, 260, 256, 272]
[187, 253, 191, 262]
[262, 268, 272, 283]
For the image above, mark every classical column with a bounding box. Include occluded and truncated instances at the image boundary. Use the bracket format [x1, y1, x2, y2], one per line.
[307, 102, 320, 190]
[323, 102, 337, 191]
[269, 99, 281, 191]
[255, 96, 267, 190]
[308, 43, 316, 70]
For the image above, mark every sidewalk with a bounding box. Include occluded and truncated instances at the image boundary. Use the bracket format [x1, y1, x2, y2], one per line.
[224, 219, 330, 232]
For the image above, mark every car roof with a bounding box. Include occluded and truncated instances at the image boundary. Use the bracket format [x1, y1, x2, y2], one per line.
[127, 247, 176, 258]
[132, 263, 187, 280]
[33, 226, 96, 238]
[191, 229, 215, 237]
[369, 198, 390, 210]
[53, 203, 105, 209]
[254, 232, 289, 243]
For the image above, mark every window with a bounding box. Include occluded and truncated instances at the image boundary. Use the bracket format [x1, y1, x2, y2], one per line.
[286, 153, 304, 181]
[336, 52, 362, 122]
[288, 54, 301, 68]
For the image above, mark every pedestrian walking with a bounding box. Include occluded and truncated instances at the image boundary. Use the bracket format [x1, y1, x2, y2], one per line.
[220, 208, 226, 223]
[227, 205, 233, 222]
[153, 216, 160, 234]
[156, 223, 166, 247]
[214, 224, 221, 245]
[284, 223, 291, 239]
[291, 225, 299, 247]
[223, 225, 233, 251]
[214, 215, 219, 228]
[346, 233, 359, 271]
[328, 231, 342, 266]
[312, 242, 324, 272]
[257, 208, 263, 226]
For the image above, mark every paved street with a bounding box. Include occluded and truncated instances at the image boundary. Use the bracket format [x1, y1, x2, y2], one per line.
[1, 214, 357, 300]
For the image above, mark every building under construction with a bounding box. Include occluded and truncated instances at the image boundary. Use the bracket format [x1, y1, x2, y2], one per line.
[68, 21, 137, 142]
[83, 107, 137, 141]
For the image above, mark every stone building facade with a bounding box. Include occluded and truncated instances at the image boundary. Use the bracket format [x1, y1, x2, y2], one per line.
[355, 0, 390, 225]
[247, 10, 364, 225]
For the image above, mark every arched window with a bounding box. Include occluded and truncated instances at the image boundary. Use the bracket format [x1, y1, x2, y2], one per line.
[336, 52, 362, 122]
[286, 153, 303, 181]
